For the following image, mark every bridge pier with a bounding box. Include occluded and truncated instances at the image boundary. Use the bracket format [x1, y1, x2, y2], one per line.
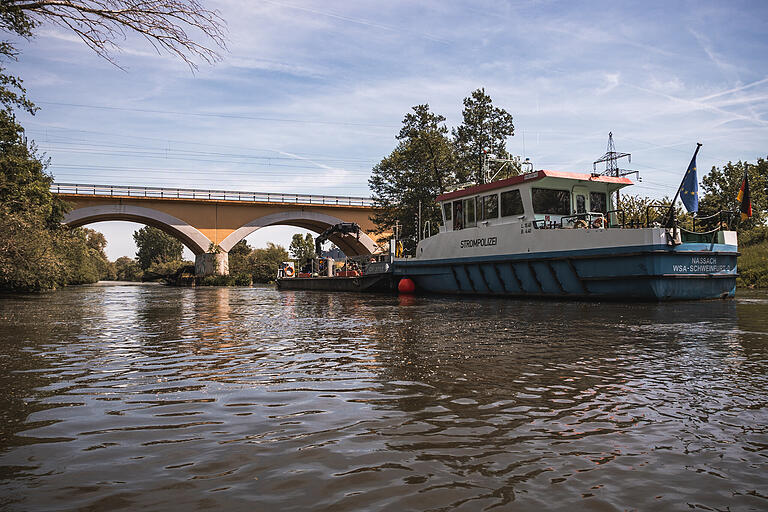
[195, 252, 229, 276]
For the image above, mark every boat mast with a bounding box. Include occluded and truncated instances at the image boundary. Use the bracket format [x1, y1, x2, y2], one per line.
[482, 150, 520, 184]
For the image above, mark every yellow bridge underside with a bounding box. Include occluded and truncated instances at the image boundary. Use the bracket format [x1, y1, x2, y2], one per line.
[60, 193, 386, 256]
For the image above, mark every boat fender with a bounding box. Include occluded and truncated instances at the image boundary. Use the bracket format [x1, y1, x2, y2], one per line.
[398, 278, 416, 294]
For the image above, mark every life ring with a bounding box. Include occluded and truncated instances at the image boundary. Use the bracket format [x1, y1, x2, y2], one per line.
[284, 266, 295, 277]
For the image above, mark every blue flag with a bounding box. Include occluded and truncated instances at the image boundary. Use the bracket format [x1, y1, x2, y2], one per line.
[679, 149, 699, 213]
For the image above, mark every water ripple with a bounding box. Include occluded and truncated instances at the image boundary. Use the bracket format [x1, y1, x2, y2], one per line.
[0, 285, 766, 510]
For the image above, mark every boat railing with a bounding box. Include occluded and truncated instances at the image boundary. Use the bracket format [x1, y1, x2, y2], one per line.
[692, 210, 735, 232]
[422, 221, 432, 239]
[644, 204, 736, 235]
[532, 219, 559, 229]
[645, 203, 671, 228]
[557, 212, 607, 229]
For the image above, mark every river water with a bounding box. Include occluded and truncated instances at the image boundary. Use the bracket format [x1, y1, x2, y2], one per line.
[1, 284, 767, 511]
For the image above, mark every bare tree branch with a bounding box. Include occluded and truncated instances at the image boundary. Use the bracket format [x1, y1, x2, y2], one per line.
[3, 0, 227, 70]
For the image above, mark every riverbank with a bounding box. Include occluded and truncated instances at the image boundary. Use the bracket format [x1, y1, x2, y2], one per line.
[737, 240, 768, 288]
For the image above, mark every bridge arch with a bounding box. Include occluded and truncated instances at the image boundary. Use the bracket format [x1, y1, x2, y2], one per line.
[63, 204, 211, 255]
[219, 210, 380, 256]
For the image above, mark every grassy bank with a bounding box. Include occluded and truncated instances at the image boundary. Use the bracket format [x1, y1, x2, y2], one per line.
[737, 240, 768, 288]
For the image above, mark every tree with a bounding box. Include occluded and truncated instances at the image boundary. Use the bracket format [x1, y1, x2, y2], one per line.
[66, 227, 114, 282]
[0, 1, 226, 70]
[0, 111, 67, 227]
[228, 239, 253, 277]
[369, 104, 456, 252]
[133, 226, 183, 270]
[0, 108, 67, 291]
[617, 194, 692, 230]
[0, 205, 64, 291]
[289, 233, 315, 270]
[114, 256, 142, 281]
[249, 242, 289, 283]
[699, 158, 767, 230]
[452, 88, 516, 184]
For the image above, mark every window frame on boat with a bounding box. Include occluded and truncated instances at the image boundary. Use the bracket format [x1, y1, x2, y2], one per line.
[590, 191, 608, 214]
[480, 193, 499, 221]
[463, 197, 477, 228]
[500, 189, 524, 218]
[532, 187, 571, 215]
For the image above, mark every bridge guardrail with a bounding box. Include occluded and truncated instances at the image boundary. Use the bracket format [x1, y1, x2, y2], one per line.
[51, 183, 374, 207]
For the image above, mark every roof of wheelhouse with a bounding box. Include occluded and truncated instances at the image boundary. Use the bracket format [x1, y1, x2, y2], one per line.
[435, 170, 634, 202]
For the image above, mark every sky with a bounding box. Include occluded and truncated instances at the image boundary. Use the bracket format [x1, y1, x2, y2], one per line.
[7, 0, 768, 260]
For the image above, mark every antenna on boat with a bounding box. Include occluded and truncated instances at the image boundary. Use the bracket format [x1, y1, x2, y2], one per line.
[593, 132, 636, 208]
[483, 150, 521, 184]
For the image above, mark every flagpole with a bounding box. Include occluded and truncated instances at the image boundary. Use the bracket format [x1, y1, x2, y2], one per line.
[664, 143, 702, 228]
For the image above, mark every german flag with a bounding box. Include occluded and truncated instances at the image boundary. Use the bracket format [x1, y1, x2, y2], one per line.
[737, 169, 752, 220]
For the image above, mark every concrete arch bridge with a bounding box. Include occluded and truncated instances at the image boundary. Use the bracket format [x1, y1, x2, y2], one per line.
[53, 183, 382, 275]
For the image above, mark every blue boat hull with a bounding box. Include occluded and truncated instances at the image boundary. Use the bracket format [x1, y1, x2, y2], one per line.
[392, 243, 738, 301]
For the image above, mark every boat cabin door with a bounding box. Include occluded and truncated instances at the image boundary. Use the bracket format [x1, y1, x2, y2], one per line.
[572, 186, 589, 215]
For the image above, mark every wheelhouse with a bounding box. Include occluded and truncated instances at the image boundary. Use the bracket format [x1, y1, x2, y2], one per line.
[435, 170, 634, 231]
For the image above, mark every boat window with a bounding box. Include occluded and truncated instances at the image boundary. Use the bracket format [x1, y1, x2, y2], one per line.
[575, 194, 586, 214]
[501, 189, 524, 217]
[463, 197, 477, 228]
[590, 192, 607, 213]
[453, 200, 463, 230]
[532, 188, 570, 215]
[443, 202, 452, 223]
[481, 194, 498, 220]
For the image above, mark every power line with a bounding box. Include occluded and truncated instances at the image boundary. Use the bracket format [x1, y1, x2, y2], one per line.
[36, 101, 400, 129]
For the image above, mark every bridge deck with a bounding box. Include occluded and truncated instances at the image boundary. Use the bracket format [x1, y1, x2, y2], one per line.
[52, 183, 374, 207]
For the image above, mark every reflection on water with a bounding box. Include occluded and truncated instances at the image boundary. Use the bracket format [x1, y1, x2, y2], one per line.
[0, 284, 767, 511]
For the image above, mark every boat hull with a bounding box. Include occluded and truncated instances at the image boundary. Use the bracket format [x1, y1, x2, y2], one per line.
[392, 243, 738, 301]
[276, 273, 395, 293]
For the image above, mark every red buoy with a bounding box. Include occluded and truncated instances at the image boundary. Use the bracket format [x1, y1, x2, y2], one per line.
[398, 278, 416, 294]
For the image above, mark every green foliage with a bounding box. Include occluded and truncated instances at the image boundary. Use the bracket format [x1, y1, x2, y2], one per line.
[228, 239, 252, 276]
[113, 256, 143, 281]
[0, 5, 36, 38]
[233, 274, 252, 286]
[452, 88, 515, 184]
[249, 242, 290, 283]
[739, 225, 768, 247]
[212, 239, 288, 284]
[145, 259, 191, 280]
[617, 194, 691, 229]
[699, 158, 767, 229]
[199, 274, 236, 286]
[369, 104, 456, 252]
[0, 112, 111, 291]
[0, 111, 66, 227]
[133, 226, 184, 270]
[0, 207, 64, 291]
[736, 241, 768, 288]
[58, 227, 115, 284]
[289, 233, 315, 269]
